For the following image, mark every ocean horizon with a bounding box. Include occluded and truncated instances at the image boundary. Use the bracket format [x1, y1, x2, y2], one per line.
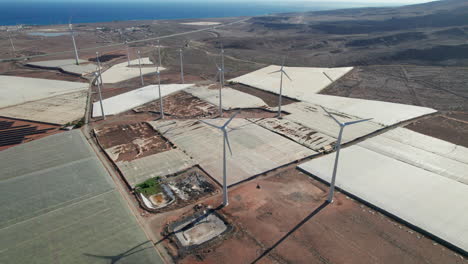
[0, 1, 400, 26]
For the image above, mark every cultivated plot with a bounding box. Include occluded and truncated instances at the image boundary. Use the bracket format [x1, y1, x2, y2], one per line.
[383, 127, 468, 164]
[358, 129, 468, 185]
[229, 65, 353, 95]
[282, 102, 385, 144]
[149, 118, 316, 186]
[185, 85, 267, 110]
[299, 146, 468, 253]
[0, 75, 88, 108]
[0, 91, 87, 125]
[27, 59, 97, 76]
[118, 149, 196, 188]
[92, 83, 193, 117]
[100, 58, 165, 84]
[248, 118, 335, 152]
[302, 94, 437, 126]
[0, 130, 163, 264]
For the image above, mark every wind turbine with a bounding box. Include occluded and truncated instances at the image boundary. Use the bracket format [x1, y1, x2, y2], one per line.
[214, 47, 226, 115]
[125, 40, 131, 66]
[179, 48, 184, 84]
[154, 62, 164, 119]
[321, 106, 372, 203]
[137, 50, 144, 86]
[68, 23, 80, 65]
[269, 57, 292, 119]
[215, 63, 225, 115]
[199, 111, 240, 207]
[157, 39, 162, 68]
[95, 52, 104, 86]
[94, 71, 105, 120]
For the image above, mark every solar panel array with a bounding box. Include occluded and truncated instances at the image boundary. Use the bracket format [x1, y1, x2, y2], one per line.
[0, 120, 55, 147]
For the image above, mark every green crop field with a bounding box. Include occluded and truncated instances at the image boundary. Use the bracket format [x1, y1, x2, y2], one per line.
[0, 130, 163, 264]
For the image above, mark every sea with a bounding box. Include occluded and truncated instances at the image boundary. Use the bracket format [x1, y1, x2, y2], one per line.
[0, 1, 398, 26]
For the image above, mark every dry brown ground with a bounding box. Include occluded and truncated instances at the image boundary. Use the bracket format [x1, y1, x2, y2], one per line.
[152, 166, 465, 264]
[406, 113, 468, 147]
[95, 122, 171, 162]
[135, 91, 218, 118]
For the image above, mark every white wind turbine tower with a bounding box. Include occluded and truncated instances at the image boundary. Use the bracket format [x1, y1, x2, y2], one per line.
[269, 57, 292, 119]
[154, 61, 164, 119]
[125, 40, 131, 66]
[137, 50, 144, 86]
[199, 111, 240, 207]
[157, 39, 162, 68]
[68, 23, 80, 65]
[214, 48, 226, 115]
[179, 48, 184, 84]
[321, 106, 372, 203]
[215, 63, 225, 115]
[94, 71, 106, 120]
[95, 52, 104, 86]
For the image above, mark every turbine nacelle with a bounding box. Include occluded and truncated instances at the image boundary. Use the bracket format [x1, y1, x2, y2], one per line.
[199, 110, 240, 156]
[320, 106, 372, 127]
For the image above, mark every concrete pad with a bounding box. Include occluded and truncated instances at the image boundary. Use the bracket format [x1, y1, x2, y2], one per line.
[92, 83, 193, 117]
[303, 94, 437, 126]
[116, 149, 196, 188]
[173, 213, 227, 247]
[0, 75, 88, 108]
[27, 59, 97, 76]
[248, 118, 335, 152]
[299, 146, 468, 253]
[383, 127, 468, 164]
[149, 119, 316, 186]
[0, 91, 87, 125]
[100, 58, 165, 84]
[229, 65, 353, 95]
[282, 102, 385, 144]
[185, 86, 267, 109]
[359, 129, 468, 185]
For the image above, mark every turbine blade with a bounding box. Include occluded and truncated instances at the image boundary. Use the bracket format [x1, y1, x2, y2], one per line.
[320, 106, 342, 126]
[224, 130, 233, 156]
[282, 70, 292, 81]
[223, 110, 241, 128]
[199, 120, 222, 129]
[269, 70, 281, 74]
[344, 118, 373, 126]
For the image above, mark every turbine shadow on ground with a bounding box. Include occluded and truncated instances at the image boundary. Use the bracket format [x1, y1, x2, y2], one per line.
[250, 201, 329, 264]
[83, 240, 153, 264]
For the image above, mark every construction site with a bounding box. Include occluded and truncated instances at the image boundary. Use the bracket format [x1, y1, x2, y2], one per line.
[1, 5, 468, 264]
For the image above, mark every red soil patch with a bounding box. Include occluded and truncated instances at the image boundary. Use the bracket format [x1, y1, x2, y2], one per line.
[162, 167, 464, 264]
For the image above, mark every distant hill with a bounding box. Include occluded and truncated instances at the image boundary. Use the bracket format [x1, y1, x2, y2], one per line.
[226, 0, 468, 67]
